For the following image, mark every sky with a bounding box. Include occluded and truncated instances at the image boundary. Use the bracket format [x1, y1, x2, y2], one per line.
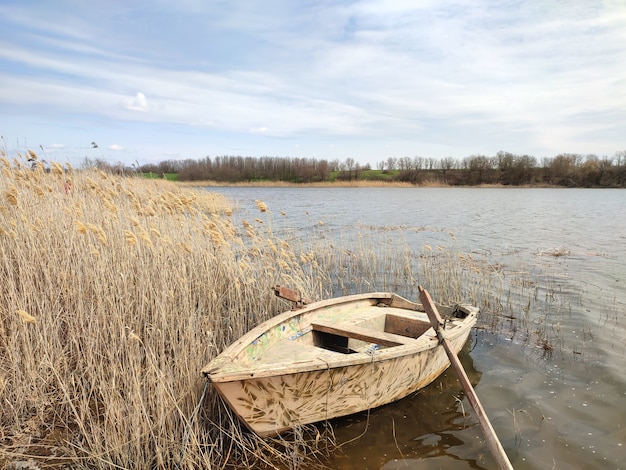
[1, 0, 625, 168]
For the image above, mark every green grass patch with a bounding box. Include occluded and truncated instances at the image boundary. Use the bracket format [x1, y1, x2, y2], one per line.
[140, 172, 179, 181]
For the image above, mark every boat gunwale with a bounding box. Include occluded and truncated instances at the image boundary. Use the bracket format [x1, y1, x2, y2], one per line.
[202, 292, 478, 382]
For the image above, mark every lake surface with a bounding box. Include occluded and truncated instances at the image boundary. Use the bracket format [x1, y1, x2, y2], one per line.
[204, 186, 626, 469]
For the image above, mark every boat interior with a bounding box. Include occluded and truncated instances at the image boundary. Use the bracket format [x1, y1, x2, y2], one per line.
[242, 300, 473, 366]
[310, 313, 434, 354]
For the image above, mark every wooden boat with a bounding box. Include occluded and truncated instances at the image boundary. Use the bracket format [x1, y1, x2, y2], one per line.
[201, 288, 478, 437]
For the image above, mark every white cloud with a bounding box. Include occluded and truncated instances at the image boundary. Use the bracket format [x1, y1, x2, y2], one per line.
[1, 1, 625, 164]
[109, 144, 124, 151]
[124, 92, 149, 112]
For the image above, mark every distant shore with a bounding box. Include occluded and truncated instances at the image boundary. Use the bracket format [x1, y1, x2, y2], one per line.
[174, 180, 562, 188]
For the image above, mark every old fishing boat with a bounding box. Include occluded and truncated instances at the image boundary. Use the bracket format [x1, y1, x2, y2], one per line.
[202, 287, 478, 437]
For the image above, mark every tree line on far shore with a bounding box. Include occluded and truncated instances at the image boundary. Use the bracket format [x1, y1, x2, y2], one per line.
[134, 151, 626, 187]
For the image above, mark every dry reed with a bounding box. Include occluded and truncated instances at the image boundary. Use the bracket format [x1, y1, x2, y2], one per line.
[0, 152, 323, 469]
[1, 150, 564, 469]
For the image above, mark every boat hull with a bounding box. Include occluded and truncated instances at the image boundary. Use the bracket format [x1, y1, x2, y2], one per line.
[213, 331, 469, 436]
[203, 292, 478, 436]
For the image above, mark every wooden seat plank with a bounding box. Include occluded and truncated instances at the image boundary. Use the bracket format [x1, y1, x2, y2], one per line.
[311, 321, 414, 347]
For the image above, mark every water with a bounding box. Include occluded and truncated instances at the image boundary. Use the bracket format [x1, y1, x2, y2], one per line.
[205, 186, 626, 469]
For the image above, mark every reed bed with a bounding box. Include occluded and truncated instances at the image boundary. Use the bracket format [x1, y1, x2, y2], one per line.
[0, 152, 324, 469]
[1, 151, 564, 469]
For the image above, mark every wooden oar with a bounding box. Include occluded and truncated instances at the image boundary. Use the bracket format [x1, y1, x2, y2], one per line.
[418, 286, 514, 470]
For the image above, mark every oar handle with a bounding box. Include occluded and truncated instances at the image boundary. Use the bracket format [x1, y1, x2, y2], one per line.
[418, 286, 514, 470]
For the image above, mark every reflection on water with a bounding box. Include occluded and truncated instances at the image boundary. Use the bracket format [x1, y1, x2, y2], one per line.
[203, 186, 626, 469]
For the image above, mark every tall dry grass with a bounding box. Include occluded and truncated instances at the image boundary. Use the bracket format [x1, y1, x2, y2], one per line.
[1, 150, 564, 468]
[0, 151, 325, 469]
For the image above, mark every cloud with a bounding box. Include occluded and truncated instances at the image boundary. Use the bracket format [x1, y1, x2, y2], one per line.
[1, 1, 625, 164]
[124, 92, 149, 112]
[109, 144, 125, 151]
